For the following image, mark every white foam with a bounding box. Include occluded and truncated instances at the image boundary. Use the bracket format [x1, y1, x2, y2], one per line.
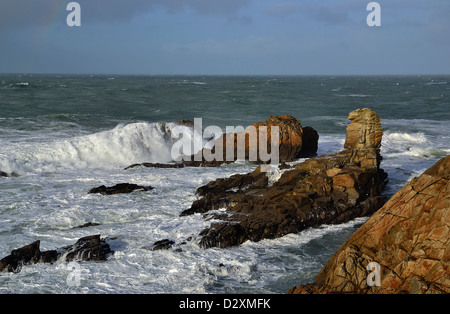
[335, 93, 372, 98]
[0, 122, 210, 174]
[386, 132, 427, 144]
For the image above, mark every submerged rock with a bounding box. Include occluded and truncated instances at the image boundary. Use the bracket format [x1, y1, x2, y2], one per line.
[73, 222, 101, 229]
[0, 171, 19, 178]
[89, 183, 154, 195]
[151, 239, 176, 251]
[182, 109, 388, 249]
[0, 235, 113, 273]
[289, 154, 450, 294]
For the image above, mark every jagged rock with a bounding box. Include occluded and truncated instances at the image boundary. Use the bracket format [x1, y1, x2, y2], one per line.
[182, 109, 388, 249]
[289, 155, 450, 294]
[0, 235, 113, 273]
[88, 183, 154, 195]
[0, 241, 42, 273]
[0, 171, 8, 177]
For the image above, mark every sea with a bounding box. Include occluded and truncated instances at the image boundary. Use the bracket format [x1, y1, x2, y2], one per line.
[0, 74, 449, 294]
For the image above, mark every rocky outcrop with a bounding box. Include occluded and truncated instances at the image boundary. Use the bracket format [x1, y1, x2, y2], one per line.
[289, 155, 450, 294]
[125, 116, 318, 170]
[0, 235, 113, 273]
[217, 115, 304, 163]
[88, 183, 154, 195]
[181, 108, 388, 248]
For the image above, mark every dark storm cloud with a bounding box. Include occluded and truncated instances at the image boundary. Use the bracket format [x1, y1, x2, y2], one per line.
[0, 0, 252, 29]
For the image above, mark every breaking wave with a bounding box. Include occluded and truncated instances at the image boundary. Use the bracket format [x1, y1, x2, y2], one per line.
[0, 122, 210, 174]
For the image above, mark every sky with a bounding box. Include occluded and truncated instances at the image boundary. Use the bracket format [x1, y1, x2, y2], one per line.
[0, 0, 449, 75]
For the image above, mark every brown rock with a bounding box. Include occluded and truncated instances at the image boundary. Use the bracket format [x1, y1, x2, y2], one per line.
[344, 108, 383, 150]
[289, 155, 450, 294]
[208, 115, 304, 164]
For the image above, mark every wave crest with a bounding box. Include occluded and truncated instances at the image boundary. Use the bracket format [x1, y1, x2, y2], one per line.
[0, 122, 209, 174]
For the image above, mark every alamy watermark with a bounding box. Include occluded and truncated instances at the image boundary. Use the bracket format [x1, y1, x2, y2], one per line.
[66, 262, 82, 287]
[367, 262, 382, 287]
[170, 118, 280, 172]
[66, 2, 81, 27]
[367, 2, 381, 27]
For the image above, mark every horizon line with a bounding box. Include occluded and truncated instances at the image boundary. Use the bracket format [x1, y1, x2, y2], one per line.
[1, 72, 450, 77]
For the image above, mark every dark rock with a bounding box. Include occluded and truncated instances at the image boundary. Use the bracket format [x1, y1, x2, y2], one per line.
[0, 235, 113, 273]
[40, 250, 58, 264]
[58, 235, 112, 262]
[152, 239, 175, 251]
[298, 126, 319, 158]
[73, 222, 101, 229]
[124, 163, 186, 170]
[0, 241, 41, 273]
[0, 171, 19, 177]
[89, 183, 154, 195]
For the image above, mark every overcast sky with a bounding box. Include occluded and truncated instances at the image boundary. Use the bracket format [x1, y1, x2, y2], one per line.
[1, 0, 449, 75]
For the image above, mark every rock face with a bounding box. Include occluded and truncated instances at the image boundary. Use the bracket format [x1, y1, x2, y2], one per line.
[88, 183, 154, 195]
[217, 115, 304, 163]
[289, 155, 450, 294]
[181, 108, 388, 248]
[0, 235, 112, 273]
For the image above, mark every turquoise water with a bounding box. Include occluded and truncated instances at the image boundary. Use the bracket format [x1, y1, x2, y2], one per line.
[0, 74, 449, 293]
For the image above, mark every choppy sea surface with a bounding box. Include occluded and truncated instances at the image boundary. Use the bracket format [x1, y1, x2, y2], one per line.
[0, 74, 449, 293]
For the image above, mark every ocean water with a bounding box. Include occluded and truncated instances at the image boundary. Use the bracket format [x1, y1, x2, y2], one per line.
[0, 74, 449, 294]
